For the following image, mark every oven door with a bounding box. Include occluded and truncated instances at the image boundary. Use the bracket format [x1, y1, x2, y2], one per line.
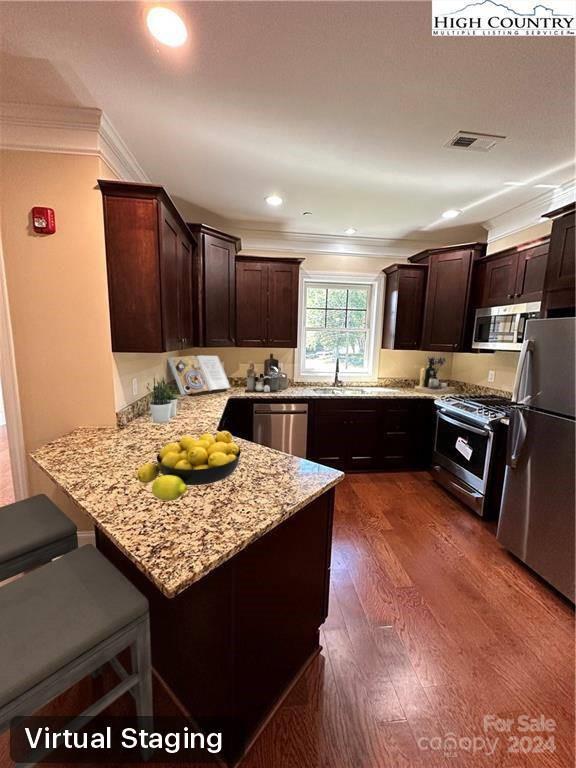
[433, 410, 493, 494]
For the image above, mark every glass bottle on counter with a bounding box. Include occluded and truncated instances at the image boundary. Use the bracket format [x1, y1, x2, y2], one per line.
[246, 362, 256, 392]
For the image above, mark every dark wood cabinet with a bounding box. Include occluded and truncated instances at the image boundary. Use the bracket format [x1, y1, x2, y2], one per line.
[474, 239, 549, 308]
[542, 204, 575, 316]
[235, 257, 302, 347]
[410, 243, 485, 352]
[382, 264, 427, 349]
[308, 398, 434, 472]
[99, 181, 195, 353]
[187, 225, 240, 347]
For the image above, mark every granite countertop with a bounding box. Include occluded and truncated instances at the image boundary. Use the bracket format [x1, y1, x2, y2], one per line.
[32, 389, 345, 598]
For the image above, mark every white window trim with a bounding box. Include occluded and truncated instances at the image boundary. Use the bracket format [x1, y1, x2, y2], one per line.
[296, 270, 384, 382]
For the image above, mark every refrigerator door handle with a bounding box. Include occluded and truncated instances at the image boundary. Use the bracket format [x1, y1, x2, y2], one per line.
[507, 409, 527, 469]
[512, 338, 534, 404]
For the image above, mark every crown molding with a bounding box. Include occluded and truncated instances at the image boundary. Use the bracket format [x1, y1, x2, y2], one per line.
[484, 180, 576, 243]
[235, 227, 461, 259]
[0, 102, 148, 182]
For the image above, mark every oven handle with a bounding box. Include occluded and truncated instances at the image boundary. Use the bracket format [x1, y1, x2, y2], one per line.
[437, 410, 489, 436]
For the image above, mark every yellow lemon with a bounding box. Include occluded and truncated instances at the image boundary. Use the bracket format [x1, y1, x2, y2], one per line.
[159, 442, 181, 459]
[225, 442, 240, 456]
[161, 451, 181, 469]
[200, 433, 215, 446]
[152, 475, 186, 500]
[208, 451, 229, 468]
[179, 435, 197, 451]
[226, 454, 237, 464]
[188, 446, 208, 466]
[207, 441, 229, 456]
[175, 459, 193, 470]
[192, 464, 209, 470]
[215, 430, 233, 444]
[136, 462, 159, 483]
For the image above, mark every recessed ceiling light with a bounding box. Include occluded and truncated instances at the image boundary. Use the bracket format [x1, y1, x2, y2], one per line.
[503, 181, 527, 187]
[302, 211, 312, 216]
[265, 194, 283, 207]
[146, 7, 188, 48]
[534, 184, 561, 189]
[441, 209, 462, 220]
[344, 227, 357, 235]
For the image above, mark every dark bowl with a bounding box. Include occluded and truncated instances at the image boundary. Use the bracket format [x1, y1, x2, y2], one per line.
[157, 451, 240, 485]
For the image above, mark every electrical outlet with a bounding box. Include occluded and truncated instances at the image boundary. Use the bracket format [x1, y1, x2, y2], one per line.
[132, 378, 138, 396]
[488, 370, 496, 383]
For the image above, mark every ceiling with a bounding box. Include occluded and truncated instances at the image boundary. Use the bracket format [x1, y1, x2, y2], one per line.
[0, 1, 574, 240]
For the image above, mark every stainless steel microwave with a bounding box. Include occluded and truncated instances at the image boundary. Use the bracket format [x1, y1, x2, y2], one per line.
[472, 302, 541, 351]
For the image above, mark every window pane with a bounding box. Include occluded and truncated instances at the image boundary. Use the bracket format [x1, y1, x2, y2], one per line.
[347, 309, 366, 329]
[348, 289, 368, 310]
[304, 330, 340, 371]
[343, 332, 367, 370]
[326, 288, 347, 309]
[307, 287, 327, 308]
[306, 309, 325, 328]
[326, 309, 346, 328]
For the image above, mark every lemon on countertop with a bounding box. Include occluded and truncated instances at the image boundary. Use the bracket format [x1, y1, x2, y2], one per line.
[152, 474, 187, 501]
[136, 462, 159, 483]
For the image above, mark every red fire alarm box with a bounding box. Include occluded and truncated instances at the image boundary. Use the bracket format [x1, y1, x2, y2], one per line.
[32, 207, 56, 234]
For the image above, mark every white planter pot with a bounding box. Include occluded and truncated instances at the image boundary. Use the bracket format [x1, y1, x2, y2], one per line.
[150, 403, 172, 423]
[170, 398, 178, 417]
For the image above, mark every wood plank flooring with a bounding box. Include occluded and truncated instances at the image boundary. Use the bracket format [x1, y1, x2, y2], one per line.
[0, 472, 573, 767]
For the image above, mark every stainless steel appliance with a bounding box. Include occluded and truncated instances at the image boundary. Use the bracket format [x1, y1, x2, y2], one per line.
[253, 402, 308, 458]
[472, 302, 541, 351]
[497, 317, 575, 601]
[432, 395, 511, 517]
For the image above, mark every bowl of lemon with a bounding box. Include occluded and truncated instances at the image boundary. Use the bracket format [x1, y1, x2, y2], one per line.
[137, 431, 240, 499]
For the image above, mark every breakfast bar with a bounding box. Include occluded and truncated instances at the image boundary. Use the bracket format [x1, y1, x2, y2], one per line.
[32, 391, 344, 763]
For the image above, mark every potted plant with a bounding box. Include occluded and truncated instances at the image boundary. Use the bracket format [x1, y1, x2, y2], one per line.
[167, 381, 179, 417]
[149, 379, 172, 423]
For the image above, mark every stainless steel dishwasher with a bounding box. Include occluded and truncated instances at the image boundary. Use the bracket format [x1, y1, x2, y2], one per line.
[252, 403, 308, 458]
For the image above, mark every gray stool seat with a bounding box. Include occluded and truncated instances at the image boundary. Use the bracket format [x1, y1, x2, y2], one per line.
[0, 545, 148, 709]
[0, 494, 77, 580]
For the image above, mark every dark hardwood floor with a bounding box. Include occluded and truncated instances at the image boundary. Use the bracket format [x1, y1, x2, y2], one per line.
[1, 472, 574, 767]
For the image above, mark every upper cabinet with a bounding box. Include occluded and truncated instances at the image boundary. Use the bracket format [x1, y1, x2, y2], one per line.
[381, 264, 427, 350]
[187, 225, 240, 347]
[99, 180, 195, 353]
[236, 257, 303, 347]
[542, 203, 575, 316]
[410, 243, 485, 352]
[474, 239, 549, 308]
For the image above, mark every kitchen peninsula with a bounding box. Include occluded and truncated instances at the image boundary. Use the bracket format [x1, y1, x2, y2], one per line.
[32, 392, 343, 763]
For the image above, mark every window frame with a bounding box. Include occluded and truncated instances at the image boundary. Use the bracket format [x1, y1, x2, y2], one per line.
[296, 271, 384, 381]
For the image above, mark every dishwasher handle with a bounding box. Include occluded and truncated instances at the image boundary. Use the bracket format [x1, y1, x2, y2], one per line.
[253, 403, 309, 415]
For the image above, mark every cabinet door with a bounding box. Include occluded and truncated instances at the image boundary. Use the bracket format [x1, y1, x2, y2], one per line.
[267, 262, 300, 347]
[381, 399, 433, 469]
[480, 254, 516, 307]
[384, 268, 426, 349]
[236, 261, 268, 346]
[203, 235, 236, 346]
[545, 213, 575, 293]
[421, 249, 473, 352]
[310, 400, 381, 471]
[179, 236, 194, 347]
[160, 207, 183, 352]
[102, 196, 163, 352]
[514, 243, 548, 303]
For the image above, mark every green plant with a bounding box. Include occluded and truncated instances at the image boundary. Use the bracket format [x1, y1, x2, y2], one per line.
[167, 381, 179, 398]
[149, 378, 172, 405]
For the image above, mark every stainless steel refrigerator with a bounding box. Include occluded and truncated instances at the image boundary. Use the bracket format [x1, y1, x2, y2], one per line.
[497, 317, 575, 602]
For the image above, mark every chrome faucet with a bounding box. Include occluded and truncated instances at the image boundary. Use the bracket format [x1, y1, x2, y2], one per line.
[333, 357, 343, 387]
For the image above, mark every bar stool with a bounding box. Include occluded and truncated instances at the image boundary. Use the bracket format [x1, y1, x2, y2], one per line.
[0, 494, 77, 581]
[0, 545, 152, 762]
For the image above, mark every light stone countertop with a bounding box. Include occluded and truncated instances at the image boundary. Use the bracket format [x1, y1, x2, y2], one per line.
[31, 385, 445, 598]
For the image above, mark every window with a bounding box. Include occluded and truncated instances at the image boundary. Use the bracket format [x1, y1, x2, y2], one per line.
[298, 275, 382, 379]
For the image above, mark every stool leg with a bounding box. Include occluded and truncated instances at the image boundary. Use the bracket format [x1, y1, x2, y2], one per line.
[131, 617, 153, 759]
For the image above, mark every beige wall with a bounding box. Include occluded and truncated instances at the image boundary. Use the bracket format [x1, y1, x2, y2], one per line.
[450, 351, 518, 392]
[486, 220, 552, 255]
[0, 149, 117, 526]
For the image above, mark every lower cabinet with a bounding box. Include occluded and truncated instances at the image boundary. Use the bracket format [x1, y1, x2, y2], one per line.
[308, 398, 434, 472]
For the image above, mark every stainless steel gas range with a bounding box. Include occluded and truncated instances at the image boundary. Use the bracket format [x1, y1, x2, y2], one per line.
[432, 395, 512, 518]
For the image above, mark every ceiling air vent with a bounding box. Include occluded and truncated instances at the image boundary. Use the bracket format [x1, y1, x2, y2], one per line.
[445, 131, 506, 152]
